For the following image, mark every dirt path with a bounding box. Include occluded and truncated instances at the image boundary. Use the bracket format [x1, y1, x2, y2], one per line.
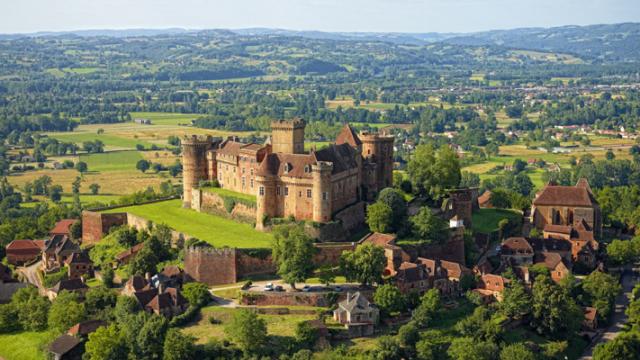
[579, 270, 635, 359]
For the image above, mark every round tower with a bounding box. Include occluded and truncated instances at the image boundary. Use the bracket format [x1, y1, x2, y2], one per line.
[255, 174, 276, 230]
[181, 135, 213, 208]
[361, 132, 395, 192]
[312, 161, 333, 223]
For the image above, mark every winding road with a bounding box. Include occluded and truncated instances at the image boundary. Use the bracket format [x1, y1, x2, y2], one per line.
[579, 270, 635, 359]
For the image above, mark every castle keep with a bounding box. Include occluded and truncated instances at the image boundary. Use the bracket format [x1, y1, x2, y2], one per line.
[182, 119, 394, 228]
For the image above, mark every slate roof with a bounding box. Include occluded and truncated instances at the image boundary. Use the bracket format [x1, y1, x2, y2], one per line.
[51, 278, 88, 294]
[126, 275, 151, 292]
[43, 235, 80, 256]
[313, 143, 359, 174]
[256, 152, 316, 178]
[67, 320, 106, 337]
[338, 292, 375, 313]
[396, 262, 427, 283]
[48, 334, 81, 356]
[65, 252, 92, 265]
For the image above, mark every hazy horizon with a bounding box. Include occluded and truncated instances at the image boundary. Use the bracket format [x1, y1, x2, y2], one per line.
[1, 0, 639, 34]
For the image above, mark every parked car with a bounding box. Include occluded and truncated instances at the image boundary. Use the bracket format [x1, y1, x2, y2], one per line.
[302, 285, 311, 292]
[264, 283, 274, 291]
[275, 285, 284, 292]
[333, 286, 342, 292]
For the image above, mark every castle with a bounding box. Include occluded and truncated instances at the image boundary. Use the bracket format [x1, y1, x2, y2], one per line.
[182, 119, 395, 229]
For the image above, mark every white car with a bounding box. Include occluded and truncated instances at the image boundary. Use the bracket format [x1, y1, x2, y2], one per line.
[264, 283, 274, 291]
[302, 285, 311, 292]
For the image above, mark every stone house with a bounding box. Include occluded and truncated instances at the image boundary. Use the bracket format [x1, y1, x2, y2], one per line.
[501, 237, 534, 265]
[124, 275, 188, 318]
[474, 274, 508, 302]
[5, 239, 44, 265]
[50, 219, 78, 237]
[42, 235, 81, 271]
[333, 292, 379, 337]
[47, 278, 88, 300]
[65, 252, 94, 279]
[394, 262, 430, 294]
[534, 252, 571, 283]
[531, 179, 601, 238]
[361, 232, 408, 276]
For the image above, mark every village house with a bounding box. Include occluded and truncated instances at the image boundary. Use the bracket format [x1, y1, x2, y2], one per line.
[473, 274, 508, 302]
[5, 239, 44, 265]
[65, 252, 94, 279]
[534, 252, 571, 283]
[47, 278, 89, 300]
[48, 320, 106, 360]
[333, 292, 379, 337]
[360, 232, 408, 276]
[501, 237, 534, 265]
[123, 274, 188, 318]
[115, 242, 144, 265]
[42, 235, 81, 271]
[394, 261, 430, 294]
[50, 219, 78, 237]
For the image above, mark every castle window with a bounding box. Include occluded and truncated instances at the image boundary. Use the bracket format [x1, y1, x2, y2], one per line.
[299, 191, 302, 197]
[259, 187, 265, 196]
[307, 189, 312, 198]
[284, 163, 290, 174]
[304, 165, 311, 173]
[284, 187, 289, 196]
[242, 168, 245, 174]
[242, 177, 245, 187]
[276, 186, 281, 196]
[250, 179, 254, 188]
[250, 169, 254, 176]
[322, 192, 328, 201]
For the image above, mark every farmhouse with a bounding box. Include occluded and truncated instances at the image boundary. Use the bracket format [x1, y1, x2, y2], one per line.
[182, 119, 394, 229]
[333, 292, 379, 337]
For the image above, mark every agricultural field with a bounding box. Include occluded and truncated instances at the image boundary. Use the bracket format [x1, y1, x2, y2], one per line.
[181, 306, 320, 344]
[0, 331, 55, 360]
[102, 199, 273, 248]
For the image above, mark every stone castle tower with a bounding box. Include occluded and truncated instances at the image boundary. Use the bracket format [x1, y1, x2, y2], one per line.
[271, 118, 305, 154]
[181, 135, 214, 208]
[360, 132, 395, 200]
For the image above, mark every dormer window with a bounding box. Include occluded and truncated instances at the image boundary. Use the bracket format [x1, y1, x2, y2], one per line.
[283, 163, 290, 174]
[304, 165, 311, 173]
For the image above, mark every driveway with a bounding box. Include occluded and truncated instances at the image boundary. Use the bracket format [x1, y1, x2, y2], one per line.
[579, 270, 635, 359]
[16, 260, 46, 295]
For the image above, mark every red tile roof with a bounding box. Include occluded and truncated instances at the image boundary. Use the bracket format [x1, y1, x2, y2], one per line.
[67, 320, 106, 337]
[335, 124, 362, 148]
[6, 239, 42, 252]
[533, 180, 597, 207]
[51, 219, 77, 235]
[543, 224, 572, 235]
[362, 233, 397, 247]
[501, 237, 534, 255]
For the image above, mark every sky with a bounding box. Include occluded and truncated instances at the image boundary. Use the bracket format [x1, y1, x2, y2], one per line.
[1, 0, 639, 34]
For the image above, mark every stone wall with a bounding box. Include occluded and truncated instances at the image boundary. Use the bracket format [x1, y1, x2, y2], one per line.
[402, 227, 466, 265]
[82, 211, 127, 244]
[239, 289, 373, 307]
[193, 189, 257, 223]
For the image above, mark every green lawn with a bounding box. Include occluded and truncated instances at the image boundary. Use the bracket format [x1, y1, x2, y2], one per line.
[472, 208, 522, 234]
[103, 199, 272, 248]
[129, 112, 200, 126]
[0, 331, 56, 360]
[181, 306, 317, 344]
[80, 150, 144, 172]
[48, 132, 153, 150]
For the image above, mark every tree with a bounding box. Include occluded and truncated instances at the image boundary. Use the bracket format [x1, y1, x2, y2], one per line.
[593, 331, 640, 360]
[606, 150, 616, 160]
[340, 243, 386, 286]
[413, 289, 441, 327]
[626, 299, 640, 327]
[317, 265, 336, 286]
[11, 287, 49, 331]
[48, 290, 86, 333]
[224, 309, 267, 354]
[366, 202, 394, 233]
[372, 336, 402, 360]
[136, 159, 151, 173]
[531, 275, 582, 338]
[0, 304, 19, 333]
[460, 171, 481, 188]
[271, 224, 316, 289]
[410, 207, 449, 244]
[102, 267, 115, 288]
[455, 306, 503, 342]
[295, 321, 319, 349]
[75, 161, 88, 173]
[137, 315, 169, 359]
[606, 239, 638, 265]
[500, 279, 531, 319]
[114, 295, 140, 323]
[500, 343, 535, 360]
[489, 188, 511, 209]
[49, 184, 63, 202]
[447, 337, 498, 360]
[89, 183, 100, 195]
[582, 270, 621, 322]
[407, 145, 461, 200]
[485, 142, 500, 157]
[377, 188, 407, 228]
[85, 286, 117, 317]
[163, 328, 197, 360]
[512, 159, 527, 173]
[85, 324, 128, 360]
[129, 245, 159, 277]
[374, 284, 405, 316]
[397, 321, 420, 349]
[182, 282, 210, 307]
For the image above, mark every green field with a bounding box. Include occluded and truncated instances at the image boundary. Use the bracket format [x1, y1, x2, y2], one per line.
[47, 132, 153, 150]
[80, 150, 144, 172]
[0, 331, 55, 360]
[472, 208, 522, 234]
[181, 306, 318, 344]
[129, 112, 200, 126]
[103, 199, 272, 248]
[203, 187, 257, 203]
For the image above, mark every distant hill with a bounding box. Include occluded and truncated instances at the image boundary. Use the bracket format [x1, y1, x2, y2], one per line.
[1, 22, 640, 62]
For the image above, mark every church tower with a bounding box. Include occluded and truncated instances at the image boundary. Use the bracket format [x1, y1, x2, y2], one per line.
[271, 118, 305, 154]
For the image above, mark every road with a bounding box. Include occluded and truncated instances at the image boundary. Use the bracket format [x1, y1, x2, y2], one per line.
[579, 270, 635, 359]
[16, 260, 44, 289]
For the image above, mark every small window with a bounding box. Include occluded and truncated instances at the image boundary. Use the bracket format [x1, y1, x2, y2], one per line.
[242, 177, 245, 187]
[307, 189, 312, 198]
[250, 179, 254, 188]
[259, 187, 265, 196]
[276, 186, 281, 196]
[250, 169, 254, 176]
[322, 192, 328, 201]
[284, 163, 290, 173]
[299, 191, 302, 197]
[304, 165, 311, 173]
[284, 187, 289, 196]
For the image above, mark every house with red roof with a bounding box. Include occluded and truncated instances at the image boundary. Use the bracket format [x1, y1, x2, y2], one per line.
[5, 239, 44, 265]
[50, 219, 78, 237]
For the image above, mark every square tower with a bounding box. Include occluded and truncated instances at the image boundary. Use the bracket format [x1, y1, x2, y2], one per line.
[271, 118, 306, 154]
